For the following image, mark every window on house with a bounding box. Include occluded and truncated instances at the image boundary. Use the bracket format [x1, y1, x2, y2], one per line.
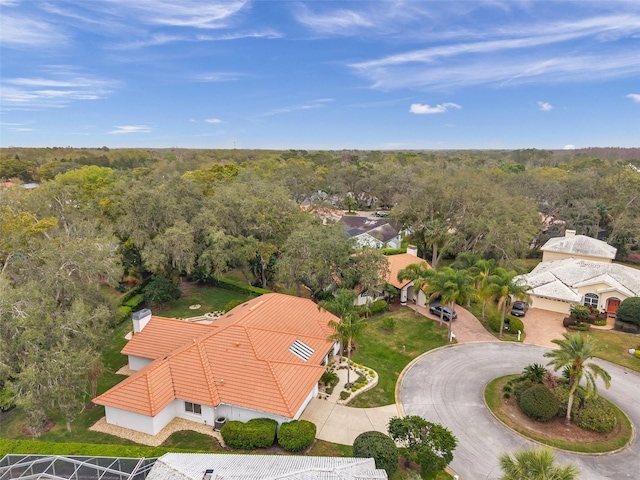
[583, 293, 599, 308]
[185, 401, 202, 415]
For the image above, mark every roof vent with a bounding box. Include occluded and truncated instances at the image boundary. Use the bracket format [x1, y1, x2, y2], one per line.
[289, 339, 314, 361]
[203, 469, 217, 480]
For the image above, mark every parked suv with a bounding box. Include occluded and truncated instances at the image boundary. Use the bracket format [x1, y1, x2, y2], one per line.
[429, 303, 457, 321]
[510, 301, 529, 317]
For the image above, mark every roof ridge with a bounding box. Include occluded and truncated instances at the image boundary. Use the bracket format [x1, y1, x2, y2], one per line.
[266, 361, 293, 417]
[243, 324, 330, 339]
[197, 340, 219, 406]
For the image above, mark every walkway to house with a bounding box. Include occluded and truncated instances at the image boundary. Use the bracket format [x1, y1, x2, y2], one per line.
[521, 308, 615, 348]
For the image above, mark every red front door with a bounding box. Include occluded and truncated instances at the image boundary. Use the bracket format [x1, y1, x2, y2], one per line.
[606, 298, 621, 314]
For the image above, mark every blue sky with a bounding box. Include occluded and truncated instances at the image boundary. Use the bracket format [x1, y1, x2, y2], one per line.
[1, 0, 639, 150]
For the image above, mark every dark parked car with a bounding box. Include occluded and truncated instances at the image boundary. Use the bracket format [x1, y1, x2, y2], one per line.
[510, 301, 529, 317]
[429, 303, 457, 321]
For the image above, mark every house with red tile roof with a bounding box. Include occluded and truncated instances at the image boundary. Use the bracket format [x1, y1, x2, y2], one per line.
[354, 245, 431, 306]
[94, 293, 339, 436]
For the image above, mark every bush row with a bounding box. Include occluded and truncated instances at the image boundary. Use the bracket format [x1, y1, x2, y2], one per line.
[220, 418, 315, 452]
[213, 277, 270, 297]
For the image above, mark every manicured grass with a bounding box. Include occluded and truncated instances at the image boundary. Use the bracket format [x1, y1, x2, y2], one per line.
[160, 430, 224, 451]
[350, 309, 449, 408]
[160, 286, 251, 318]
[580, 330, 640, 374]
[485, 375, 633, 454]
[307, 440, 353, 457]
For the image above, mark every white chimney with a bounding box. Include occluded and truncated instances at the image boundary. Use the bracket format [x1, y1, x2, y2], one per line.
[565, 229, 576, 238]
[132, 308, 152, 333]
[406, 245, 418, 257]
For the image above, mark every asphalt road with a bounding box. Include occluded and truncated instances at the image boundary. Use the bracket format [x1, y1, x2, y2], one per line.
[398, 342, 640, 480]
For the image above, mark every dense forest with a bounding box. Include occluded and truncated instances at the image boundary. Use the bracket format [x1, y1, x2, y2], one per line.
[1, 147, 639, 433]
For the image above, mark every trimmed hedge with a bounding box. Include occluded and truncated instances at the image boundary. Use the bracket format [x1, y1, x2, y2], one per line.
[214, 277, 270, 297]
[220, 418, 277, 450]
[0, 438, 206, 457]
[381, 248, 405, 256]
[518, 384, 559, 422]
[505, 316, 524, 334]
[575, 397, 618, 433]
[353, 431, 398, 477]
[122, 294, 145, 310]
[277, 420, 316, 452]
[222, 299, 244, 313]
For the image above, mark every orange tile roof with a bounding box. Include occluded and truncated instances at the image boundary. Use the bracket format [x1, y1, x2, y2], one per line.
[386, 253, 431, 289]
[94, 294, 336, 419]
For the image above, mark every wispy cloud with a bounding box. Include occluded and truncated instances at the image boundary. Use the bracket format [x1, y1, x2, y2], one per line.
[205, 118, 222, 124]
[257, 99, 333, 117]
[349, 13, 640, 90]
[0, 13, 67, 48]
[102, 0, 248, 29]
[108, 125, 152, 134]
[538, 101, 553, 111]
[193, 72, 244, 82]
[627, 93, 640, 103]
[410, 103, 461, 115]
[1, 72, 119, 109]
[295, 5, 374, 34]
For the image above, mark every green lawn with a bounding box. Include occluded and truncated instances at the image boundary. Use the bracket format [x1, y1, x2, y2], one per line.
[350, 308, 450, 408]
[159, 286, 252, 318]
[581, 329, 640, 374]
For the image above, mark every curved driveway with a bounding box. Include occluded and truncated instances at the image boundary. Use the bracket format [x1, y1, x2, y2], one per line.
[398, 342, 640, 480]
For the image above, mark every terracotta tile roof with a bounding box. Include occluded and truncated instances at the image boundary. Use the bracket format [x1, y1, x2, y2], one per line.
[94, 294, 337, 419]
[386, 253, 430, 289]
[122, 317, 214, 360]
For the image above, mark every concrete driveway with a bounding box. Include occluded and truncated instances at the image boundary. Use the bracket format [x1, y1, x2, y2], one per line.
[520, 308, 567, 347]
[412, 304, 497, 344]
[398, 342, 640, 480]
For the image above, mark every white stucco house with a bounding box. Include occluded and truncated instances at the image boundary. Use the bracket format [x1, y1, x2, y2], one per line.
[339, 216, 402, 249]
[354, 245, 431, 307]
[517, 230, 640, 315]
[148, 453, 387, 480]
[94, 294, 340, 436]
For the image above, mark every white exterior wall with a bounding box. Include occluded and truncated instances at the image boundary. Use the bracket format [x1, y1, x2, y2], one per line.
[174, 399, 216, 427]
[531, 296, 573, 314]
[214, 403, 291, 425]
[293, 384, 319, 419]
[386, 235, 402, 249]
[399, 284, 410, 304]
[104, 404, 176, 436]
[128, 355, 153, 371]
[416, 289, 427, 308]
[541, 251, 612, 263]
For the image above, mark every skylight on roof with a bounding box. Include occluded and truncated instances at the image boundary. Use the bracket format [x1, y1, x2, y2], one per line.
[289, 339, 314, 361]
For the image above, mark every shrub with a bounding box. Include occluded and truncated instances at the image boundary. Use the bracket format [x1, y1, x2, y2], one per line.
[635, 350, 640, 359]
[575, 397, 618, 433]
[520, 363, 547, 383]
[617, 297, 640, 326]
[353, 431, 399, 477]
[381, 317, 396, 331]
[222, 299, 244, 313]
[320, 369, 339, 387]
[518, 384, 559, 422]
[487, 315, 502, 333]
[507, 316, 524, 334]
[122, 294, 145, 310]
[277, 420, 316, 452]
[568, 324, 591, 331]
[220, 418, 277, 449]
[369, 300, 389, 315]
[340, 391, 351, 400]
[569, 304, 591, 323]
[513, 378, 534, 402]
[214, 277, 270, 296]
[554, 385, 585, 419]
[143, 275, 181, 306]
[562, 317, 576, 328]
[593, 319, 607, 326]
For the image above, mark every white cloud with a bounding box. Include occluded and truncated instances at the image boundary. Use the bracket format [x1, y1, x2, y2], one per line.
[1, 74, 119, 110]
[189, 119, 197, 123]
[193, 72, 243, 82]
[102, 0, 248, 29]
[258, 99, 333, 117]
[108, 125, 152, 134]
[205, 118, 222, 124]
[627, 93, 640, 103]
[538, 101, 553, 111]
[11, 127, 34, 132]
[0, 13, 67, 48]
[563, 144, 576, 150]
[295, 6, 374, 34]
[410, 103, 461, 115]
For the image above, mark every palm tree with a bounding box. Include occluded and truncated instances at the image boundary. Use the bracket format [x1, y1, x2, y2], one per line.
[487, 268, 530, 338]
[398, 262, 433, 315]
[544, 332, 611, 425]
[499, 448, 579, 480]
[474, 259, 497, 318]
[424, 267, 472, 340]
[319, 289, 366, 386]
